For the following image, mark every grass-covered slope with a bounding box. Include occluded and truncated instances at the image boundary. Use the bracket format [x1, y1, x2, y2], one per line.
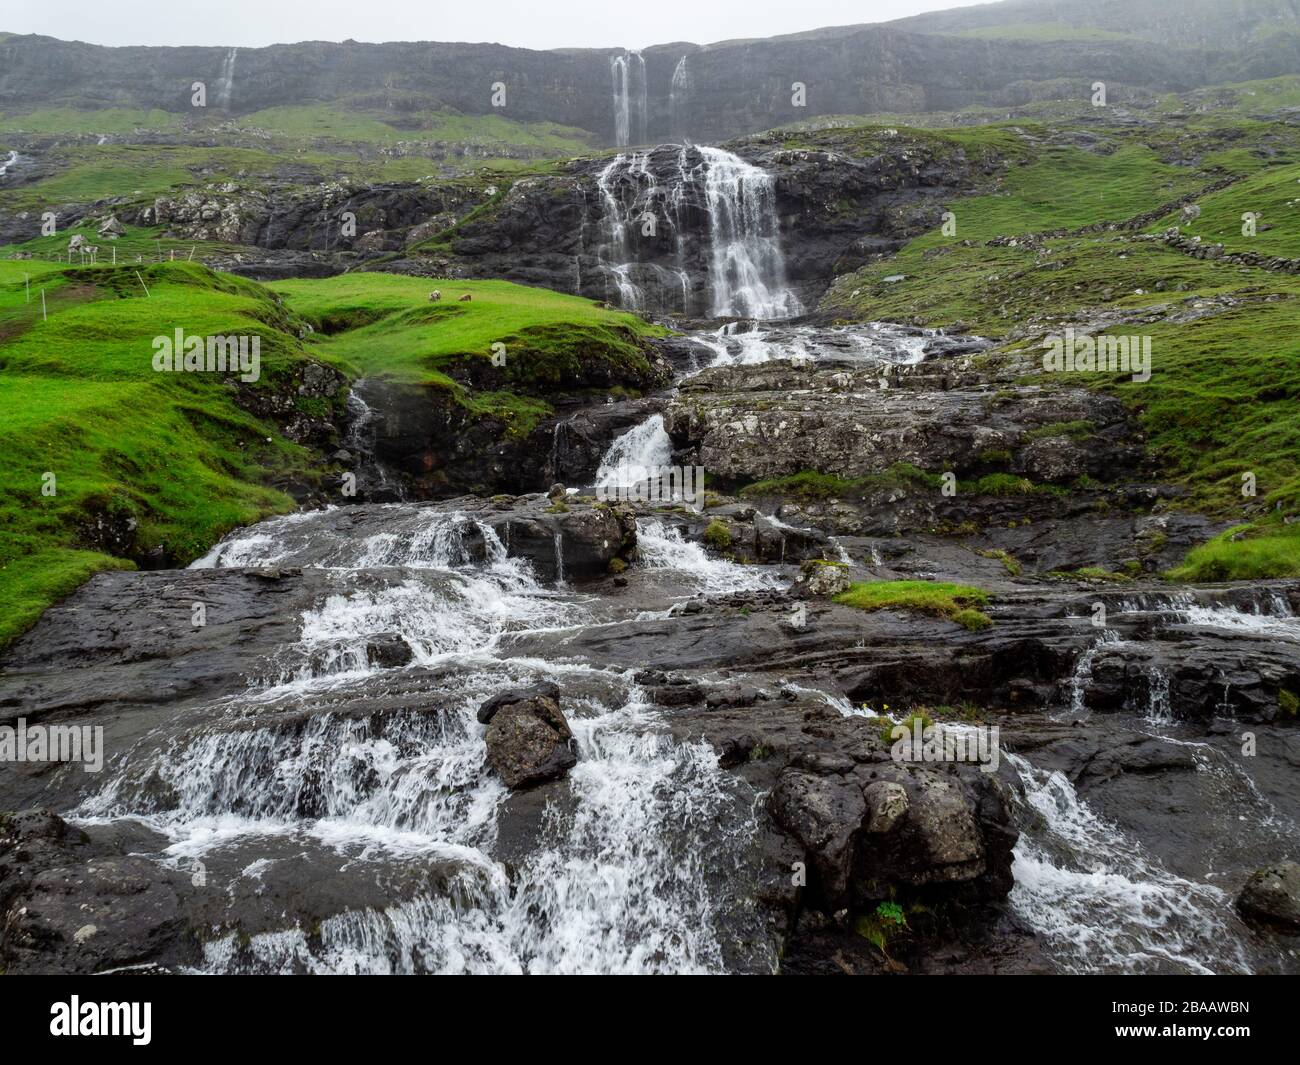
[821, 120, 1300, 579]
[0, 259, 338, 647]
[271, 273, 666, 438]
[0, 265, 661, 648]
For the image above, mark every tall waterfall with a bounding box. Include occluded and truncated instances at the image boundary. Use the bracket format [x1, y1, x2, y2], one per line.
[610, 51, 647, 147]
[699, 147, 802, 319]
[584, 145, 801, 319]
[588, 147, 692, 313]
[669, 55, 691, 135]
[217, 48, 238, 110]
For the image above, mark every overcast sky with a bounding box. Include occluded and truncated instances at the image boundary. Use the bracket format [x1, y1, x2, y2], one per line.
[4, 0, 993, 50]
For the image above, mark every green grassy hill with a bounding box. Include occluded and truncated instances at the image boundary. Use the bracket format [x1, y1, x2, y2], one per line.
[0, 263, 661, 648]
[823, 120, 1300, 580]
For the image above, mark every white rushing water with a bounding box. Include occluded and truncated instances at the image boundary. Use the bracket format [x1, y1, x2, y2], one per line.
[1178, 601, 1300, 640]
[1007, 753, 1252, 974]
[80, 506, 773, 973]
[699, 146, 802, 319]
[686, 321, 953, 371]
[0, 150, 18, 180]
[585, 146, 801, 318]
[217, 48, 238, 110]
[669, 54, 691, 135]
[610, 51, 646, 147]
[635, 518, 784, 596]
[593, 414, 674, 491]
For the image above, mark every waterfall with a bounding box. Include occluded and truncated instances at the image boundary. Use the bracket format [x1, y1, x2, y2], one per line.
[1006, 753, 1252, 974]
[594, 414, 673, 490]
[217, 48, 238, 111]
[699, 147, 802, 319]
[670, 55, 691, 134]
[635, 519, 783, 596]
[0, 150, 17, 180]
[78, 501, 780, 973]
[585, 146, 800, 319]
[343, 388, 403, 501]
[610, 51, 646, 147]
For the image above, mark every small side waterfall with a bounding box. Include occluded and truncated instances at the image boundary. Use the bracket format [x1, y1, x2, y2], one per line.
[217, 48, 238, 111]
[594, 413, 674, 491]
[610, 51, 647, 147]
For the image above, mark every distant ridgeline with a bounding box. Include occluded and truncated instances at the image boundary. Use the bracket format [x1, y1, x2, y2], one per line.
[2, 0, 1299, 144]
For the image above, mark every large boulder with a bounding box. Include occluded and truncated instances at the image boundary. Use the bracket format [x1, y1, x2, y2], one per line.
[1236, 862, 1300, 930]
[479, 683, 577, 789]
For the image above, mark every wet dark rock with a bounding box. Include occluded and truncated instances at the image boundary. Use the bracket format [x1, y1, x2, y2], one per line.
[477, 681, 561, 725]
[482, 687, 577, 789]
[1236, 863, 1300, 930]
[365, 637, 414, 670]
[769, 770, 866, 910]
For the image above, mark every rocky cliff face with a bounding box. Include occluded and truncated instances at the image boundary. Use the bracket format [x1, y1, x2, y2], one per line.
[385, 132, 1001, 312]
[3, 3, 1296, 146]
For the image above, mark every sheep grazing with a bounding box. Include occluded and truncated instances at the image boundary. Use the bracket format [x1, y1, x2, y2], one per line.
[458, 293, 472, 302]
[428, 290, 441, 301]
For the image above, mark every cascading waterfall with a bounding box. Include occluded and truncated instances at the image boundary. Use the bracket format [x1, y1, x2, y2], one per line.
[588, 148, 692, 312]
[75, 505, 777, 973]
[217, 48, 238, 111]
[669, 55, 691, 135]
[594, 413, 673, 491]
[1007, 753, 1253, 974]
[584, 145, 801, 319]
[699, 146, 802, 319]
[635, 518, 783, 596]
[343, 389, 402, 501]
[610, 50, 646, 147]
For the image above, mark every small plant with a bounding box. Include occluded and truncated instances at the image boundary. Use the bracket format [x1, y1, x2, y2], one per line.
[880, 710, 933, 744]
[953, 607, 993, 631]
[1280, 689, 1299, 717]
[703, 519, 732, 550]
[876, 901, 906, 928]
[977, 547, 1022, 576]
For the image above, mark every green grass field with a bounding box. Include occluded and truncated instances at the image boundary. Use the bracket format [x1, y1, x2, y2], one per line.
[0, 263, 661, 648]
[0, 259, 329, 646]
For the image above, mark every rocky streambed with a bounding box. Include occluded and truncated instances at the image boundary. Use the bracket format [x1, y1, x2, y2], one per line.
[2, 319, 1298, 975]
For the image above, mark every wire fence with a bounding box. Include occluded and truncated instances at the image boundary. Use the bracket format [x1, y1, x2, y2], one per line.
[9, 238, 221, 268]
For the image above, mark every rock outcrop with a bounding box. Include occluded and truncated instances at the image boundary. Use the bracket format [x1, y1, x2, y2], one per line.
[478, 683, 578, 789]
[1236, 863, 1300, 930]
